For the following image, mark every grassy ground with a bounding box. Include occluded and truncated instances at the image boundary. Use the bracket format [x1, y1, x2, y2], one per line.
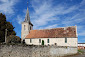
[78, 49, 84, 54]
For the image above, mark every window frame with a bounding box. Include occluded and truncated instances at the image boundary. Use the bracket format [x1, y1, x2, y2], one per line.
[47, 39, 49, 43]
[30, 39, 32, 43]
[30, 26, 31, 30]
[65, 38, 67, 43]
[39, 39, 41, 43]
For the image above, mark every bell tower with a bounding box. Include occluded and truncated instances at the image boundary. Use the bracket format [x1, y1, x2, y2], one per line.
[21, 6, 33, 42]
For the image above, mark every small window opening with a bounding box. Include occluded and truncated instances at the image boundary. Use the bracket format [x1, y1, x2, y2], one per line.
[30, 26, 31, 30]
[39, 39, 41, 43]
[30, 39, 32, 43]
[65, 38, 67, 43]
[47, 39, 49, 43]
[24, 25, 26, 30]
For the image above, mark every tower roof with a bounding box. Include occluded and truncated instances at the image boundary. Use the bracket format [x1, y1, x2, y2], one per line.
[24, 7, 33, 26]
[25, 7, 30, 22]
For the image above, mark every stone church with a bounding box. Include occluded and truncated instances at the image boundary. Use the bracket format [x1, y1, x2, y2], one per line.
[21, 7, 78, 47]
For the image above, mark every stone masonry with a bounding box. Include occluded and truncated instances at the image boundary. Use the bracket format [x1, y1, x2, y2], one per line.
[0, 45, 77, 57]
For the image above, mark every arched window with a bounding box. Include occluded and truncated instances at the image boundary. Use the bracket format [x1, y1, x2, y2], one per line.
[65, 38, 67, 43]
[30, 26, 31, 30]
[30, 39, 32, 43]
[47, 39, 49, 43]
[39, 39, 41, 43]
[24, 25, 26, 30]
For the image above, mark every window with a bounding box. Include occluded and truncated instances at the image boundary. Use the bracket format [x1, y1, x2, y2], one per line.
[47, 39, 49, 43]
[39, 39, 41, 43]
[30, 26, 31, 30]
[65, 38, 67, 43]
[24, 25, 26, 30]
[30, 39, 32, 43]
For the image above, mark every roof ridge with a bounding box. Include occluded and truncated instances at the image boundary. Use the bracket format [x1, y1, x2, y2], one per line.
[30, 26, 76, 31]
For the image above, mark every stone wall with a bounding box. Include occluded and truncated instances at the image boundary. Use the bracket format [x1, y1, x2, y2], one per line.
[0, 45, 77, 57]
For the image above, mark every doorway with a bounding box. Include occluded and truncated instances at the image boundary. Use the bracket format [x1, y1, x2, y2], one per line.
[42, 40, 44, 45]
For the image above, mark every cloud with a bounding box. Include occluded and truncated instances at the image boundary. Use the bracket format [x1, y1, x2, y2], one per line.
[16, 0, 84, 28]
[77, 26, 85, 36]
[30, 0, 85, 38]
[77, 26, 83, 37]
[16, 8, 28, 24]
[44, 24, 58, 29]
[30, 0, 85, 30]
[16, 15, 25, 24]
[23, 9, 27, 14]
[80, 0, 85, 6]
[61, 1, 85, 26]
[0, 0, 19, 15]
[61, 13, 85, 26]
[16, 0, 85, 37]
[38, 24, 58, 29]
[29, 1, 65, 29]
[78, 31, 85, 36]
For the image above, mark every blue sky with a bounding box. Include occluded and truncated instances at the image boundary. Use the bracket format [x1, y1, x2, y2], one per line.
[0, 0, 85, 43]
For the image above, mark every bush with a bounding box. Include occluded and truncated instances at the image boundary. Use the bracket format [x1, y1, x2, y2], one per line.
[6, 35, 21, 44]
[78, 49, 84, 53]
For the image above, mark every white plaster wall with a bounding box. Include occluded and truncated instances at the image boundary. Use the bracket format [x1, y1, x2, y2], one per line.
[25, 38, 77, 47]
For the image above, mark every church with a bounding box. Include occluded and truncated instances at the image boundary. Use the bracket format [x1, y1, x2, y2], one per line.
[21, 7, 78, 47]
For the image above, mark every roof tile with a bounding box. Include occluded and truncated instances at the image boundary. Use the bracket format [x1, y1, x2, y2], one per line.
[25, 26, 77, 38]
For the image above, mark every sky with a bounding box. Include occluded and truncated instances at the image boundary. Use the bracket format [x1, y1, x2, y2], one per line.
[0, 0, 85, 43]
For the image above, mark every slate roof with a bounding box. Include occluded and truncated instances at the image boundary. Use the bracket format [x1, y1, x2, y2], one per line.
[25, 26, 77, 38]
[24, 7, 33, 26]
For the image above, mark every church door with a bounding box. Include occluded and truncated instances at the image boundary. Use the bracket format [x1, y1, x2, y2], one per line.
[42, 40, 44, 45]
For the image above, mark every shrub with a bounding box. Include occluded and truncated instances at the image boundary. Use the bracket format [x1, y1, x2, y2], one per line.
[6, 35, 21, 44]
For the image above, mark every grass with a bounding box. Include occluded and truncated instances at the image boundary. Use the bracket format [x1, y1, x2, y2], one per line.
[78, 49, 84, 54]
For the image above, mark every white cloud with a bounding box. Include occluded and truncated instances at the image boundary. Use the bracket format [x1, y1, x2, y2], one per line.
[16, 8, 28, 24]
[31, 0, 85, 27]
[77, 26, 84, 36]
[61, 0, 85, 27]
[30, 0, 80, 29]
[45, 24, 58, 29]
[23, 9, 27, 14]
[62, 6, 78, 14]
[80, 0, 85, 6]
[16, 15, 24, 24]
[30, 0, 85, 38]
[61, 13, 85, 26]
[16, 0, 85, 37]
[0, 0, 19, 15]
[77, 26, 83, 30]
[78, 31, 85, 36]
[37, 24, 58, 29]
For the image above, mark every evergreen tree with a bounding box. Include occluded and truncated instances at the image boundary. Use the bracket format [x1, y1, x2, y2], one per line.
[0, 13, 6, 42]
[0, 13, 16, 43]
